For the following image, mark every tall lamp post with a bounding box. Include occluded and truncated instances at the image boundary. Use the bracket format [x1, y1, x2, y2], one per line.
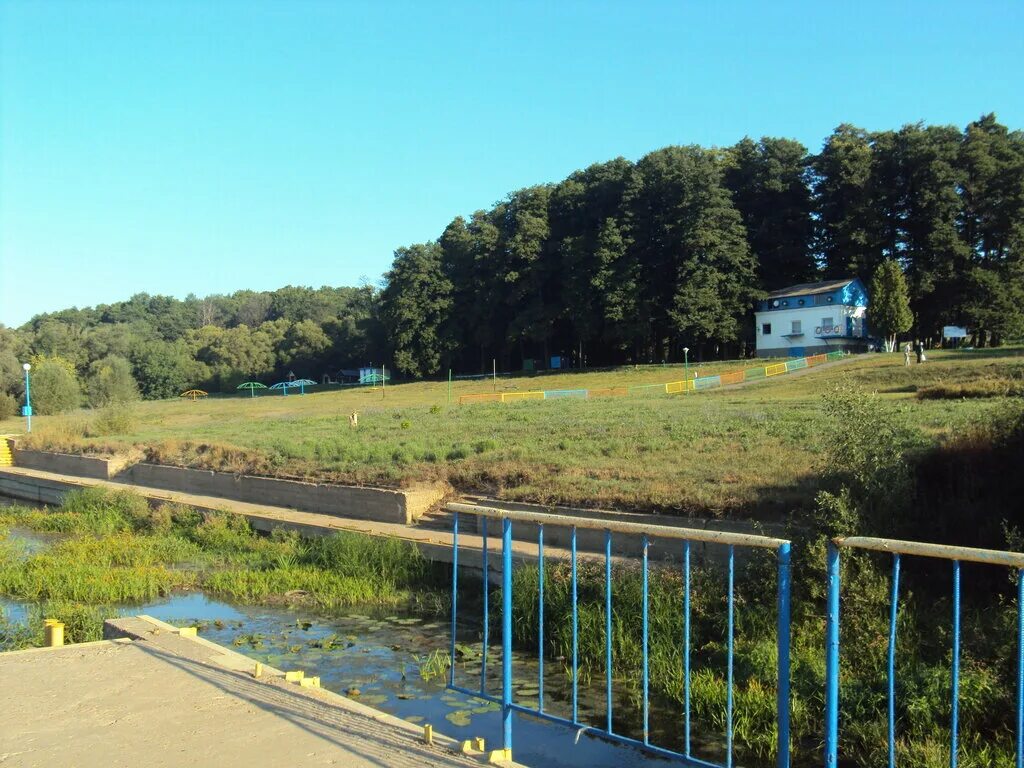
[682, 347, 690, 392]
[22, 363, 32, 433]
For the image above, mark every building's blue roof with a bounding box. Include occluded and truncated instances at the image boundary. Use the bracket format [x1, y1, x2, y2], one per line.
[757, 277, 868, 312]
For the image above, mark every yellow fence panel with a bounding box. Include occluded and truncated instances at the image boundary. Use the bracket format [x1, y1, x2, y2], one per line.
[665, 380, 695, 394]
[765, 363, 788, 377]
[501, 391, 545, 402]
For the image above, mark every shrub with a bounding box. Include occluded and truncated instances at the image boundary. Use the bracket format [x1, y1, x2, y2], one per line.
[916, 378, 1024, 399]
[86, 355, 140, 407]
[0, 391, 17, 419]
[87, 404, 137, 436]
[29, 357, 81, 415]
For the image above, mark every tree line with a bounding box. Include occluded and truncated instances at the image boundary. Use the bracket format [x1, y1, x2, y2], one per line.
[0, 114, 1022, 413]
[382, 114, 1024, 376]
[0, 286, 383, 415]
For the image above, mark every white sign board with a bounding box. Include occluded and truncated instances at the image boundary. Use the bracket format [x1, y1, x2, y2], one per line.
[943, 326, 969, 339]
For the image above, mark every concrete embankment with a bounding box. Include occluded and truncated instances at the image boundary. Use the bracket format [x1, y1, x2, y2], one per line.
[0, 447, 785, 570]
[8, 446, 447, 525]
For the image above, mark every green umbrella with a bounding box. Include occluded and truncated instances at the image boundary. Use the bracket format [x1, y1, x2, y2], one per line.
[237, 381, 268, 398]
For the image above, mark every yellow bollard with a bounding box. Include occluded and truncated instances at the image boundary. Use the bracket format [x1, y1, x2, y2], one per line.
[285, 670, 305, 682]
[178, 626, 197, 638]
[299, 676, 320, 688]
[473, 737, 485, 752]
[422, 724, 433, 745]
[43, 619, 64, 648]
[487, 748, 513, 764]
[253, 662, 263, 679]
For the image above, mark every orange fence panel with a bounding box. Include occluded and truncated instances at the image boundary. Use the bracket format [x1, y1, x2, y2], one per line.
[459, 393, 502, 405]
[719, 371, 745, 386]
[589, 387, 628, 397]
[806, 354, 827, 366]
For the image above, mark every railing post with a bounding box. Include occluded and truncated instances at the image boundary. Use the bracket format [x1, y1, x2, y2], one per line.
[450, 511, 459, 688]
[481, 517, 489, 693]
[888, 553, 901, 768]
[825, 542, 841, 767]
[776, 542, 792, 768]
[502, 516, 513, 756]
[538, 523, 545, 713]
[951, 560, 961, 768]
[1017, 569, 1023, 768]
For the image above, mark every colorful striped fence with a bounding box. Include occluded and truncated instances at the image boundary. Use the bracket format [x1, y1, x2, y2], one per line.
[458, 351, 848, 404]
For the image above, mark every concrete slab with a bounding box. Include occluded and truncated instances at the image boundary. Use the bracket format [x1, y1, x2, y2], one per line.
[0, 616, 503, 768]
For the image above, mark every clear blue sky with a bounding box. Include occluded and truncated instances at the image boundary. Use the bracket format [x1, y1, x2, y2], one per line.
[1, 1, 1021, 327]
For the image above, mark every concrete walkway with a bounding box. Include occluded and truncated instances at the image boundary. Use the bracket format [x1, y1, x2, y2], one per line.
[0, 616, 506, 768]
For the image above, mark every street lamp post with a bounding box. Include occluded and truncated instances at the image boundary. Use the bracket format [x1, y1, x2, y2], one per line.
[682, 347, 690, 392]
[22, 363, 32, 433]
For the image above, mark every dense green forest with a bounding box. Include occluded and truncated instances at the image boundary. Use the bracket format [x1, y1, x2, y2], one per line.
[1, 115, 1022, 412]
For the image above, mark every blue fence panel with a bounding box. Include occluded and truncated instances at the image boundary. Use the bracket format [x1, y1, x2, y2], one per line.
[824, 537, 1024, 768]
[447, 503, 792, 766]
[694, 375, 722, 390]
[544, 389, 589, 399]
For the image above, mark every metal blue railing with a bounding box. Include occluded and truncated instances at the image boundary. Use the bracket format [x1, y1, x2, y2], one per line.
[446, 502, 793, 767]
[824, 536, 1024, 768]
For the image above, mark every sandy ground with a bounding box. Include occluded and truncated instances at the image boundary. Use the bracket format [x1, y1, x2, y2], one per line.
[0, 616, 502, 768]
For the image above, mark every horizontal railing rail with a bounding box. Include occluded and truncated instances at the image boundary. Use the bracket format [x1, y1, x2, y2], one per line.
[447, 503, 793, 767]
[825, 536, 1024, 768]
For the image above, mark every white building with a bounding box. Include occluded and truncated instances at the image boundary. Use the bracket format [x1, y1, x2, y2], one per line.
[754, 278, 870, 358]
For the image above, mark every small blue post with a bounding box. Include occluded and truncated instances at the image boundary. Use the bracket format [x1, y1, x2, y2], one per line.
[684, 540, 692, 757]
[538, 524, 545, 713]
[501, 517, 513, 754]
[951, 560, 961, 768]
[776, 542, 792, 768]
[1017, 569, 1023, 768]
[571, 525, 579, 724]
[824, 542, 841, 767]
[642, 535, 650, 745]
[726, 544, 735, 768]
[450, 511, 459, 688]
[23, 364, 32, 433]
[605, 529, 613, 734]
[481, 517, 489, 694]
[888, 553, 901, 768]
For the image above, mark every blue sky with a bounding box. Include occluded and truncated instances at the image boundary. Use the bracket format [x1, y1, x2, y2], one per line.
[1, 0, 1021, 327]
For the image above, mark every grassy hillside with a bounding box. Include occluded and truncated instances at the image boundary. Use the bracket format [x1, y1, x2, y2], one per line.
[5, 349, 1022, 518]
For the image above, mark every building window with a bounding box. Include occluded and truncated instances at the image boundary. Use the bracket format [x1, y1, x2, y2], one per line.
[791, 320, 802, 334]
[762, 323, 772, 335]
[822, 317, 834, 332]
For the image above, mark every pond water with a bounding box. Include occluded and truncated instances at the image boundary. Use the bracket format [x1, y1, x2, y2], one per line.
[1, 591, 692, 767]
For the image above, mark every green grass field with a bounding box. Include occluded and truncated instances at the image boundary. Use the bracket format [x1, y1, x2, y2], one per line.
[6, 349, 1023, 518]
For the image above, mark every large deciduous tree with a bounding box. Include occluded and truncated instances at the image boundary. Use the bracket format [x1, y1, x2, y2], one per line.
[869, 260, 913, 352]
